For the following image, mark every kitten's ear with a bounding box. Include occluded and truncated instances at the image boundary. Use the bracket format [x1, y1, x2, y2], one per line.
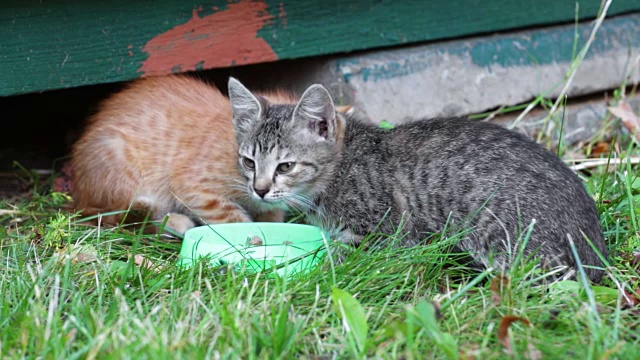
[228, 77, 262, 132]
[292, 84, 343, 141]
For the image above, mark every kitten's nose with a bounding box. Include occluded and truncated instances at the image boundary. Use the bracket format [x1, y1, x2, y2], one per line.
[254, 187, 270, 198]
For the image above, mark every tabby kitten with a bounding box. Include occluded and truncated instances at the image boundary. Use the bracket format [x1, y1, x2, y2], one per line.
[227, 77, 608, 282]
[71, 75, 291, 234]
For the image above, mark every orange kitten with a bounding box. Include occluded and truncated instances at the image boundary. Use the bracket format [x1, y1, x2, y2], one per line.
[71, 75, 292, 234]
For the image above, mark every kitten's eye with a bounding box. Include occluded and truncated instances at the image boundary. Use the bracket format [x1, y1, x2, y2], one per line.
[276, 162, 295, 174]
[242, 157, 255, 170]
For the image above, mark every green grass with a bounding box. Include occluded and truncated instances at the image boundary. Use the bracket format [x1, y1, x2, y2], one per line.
[1, 106, 640, 359]
[2, 3, 640, 358]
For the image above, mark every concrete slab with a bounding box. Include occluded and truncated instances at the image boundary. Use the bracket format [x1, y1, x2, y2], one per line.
[328, 13, 640, 124]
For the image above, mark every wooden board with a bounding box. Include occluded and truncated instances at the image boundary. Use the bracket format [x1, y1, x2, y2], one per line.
[1, 0, 639, 97]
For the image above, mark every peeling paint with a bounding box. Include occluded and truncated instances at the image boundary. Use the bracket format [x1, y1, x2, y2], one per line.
[138, 0, 278, 77]
[279, 2, 287, 28]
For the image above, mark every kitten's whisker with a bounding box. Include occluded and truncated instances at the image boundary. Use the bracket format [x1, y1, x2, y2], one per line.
[227, 184, 251, 193]
[289, 193, 315, 210]
[287, 194, 316, 213]
[225, 177, 248, 186]
[285, 198, 306, 213]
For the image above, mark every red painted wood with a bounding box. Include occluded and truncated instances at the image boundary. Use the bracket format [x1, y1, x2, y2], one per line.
[139, 1, 279, 77]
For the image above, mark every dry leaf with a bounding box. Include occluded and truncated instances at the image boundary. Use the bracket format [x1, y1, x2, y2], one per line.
[74, 252, 97, 263]
[459, 345, 480, 360]
[498, 315, 531, 355]
[65, 328, 77, 343]
[490, 275, 510, 305]
[623, 287, 640, 308]
[61, 244, 98, 264]
[608, 101, 640, 141]
[632, 251, 640, 267]
[133, 254, 146, 266]
[525, 343, 543, 360]
[133, 254, 164, 272]
[248, 236, 263, 246]
[53, 162, 74, 193]
[590, 142, 611, 157]
[432, 300, 442, 321]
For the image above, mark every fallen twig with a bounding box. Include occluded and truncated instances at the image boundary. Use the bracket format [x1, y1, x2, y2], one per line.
[569, 158, 640, 171]
[0, 209, 24, 216]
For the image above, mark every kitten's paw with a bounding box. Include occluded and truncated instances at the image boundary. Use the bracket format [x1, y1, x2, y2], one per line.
[162, 213, 196, 235]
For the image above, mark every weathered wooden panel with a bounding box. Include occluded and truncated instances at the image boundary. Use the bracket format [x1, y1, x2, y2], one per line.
[1, 0, 639, 97]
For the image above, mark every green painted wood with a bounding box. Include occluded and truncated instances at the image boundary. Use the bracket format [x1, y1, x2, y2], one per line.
[1, 0, 638, 97]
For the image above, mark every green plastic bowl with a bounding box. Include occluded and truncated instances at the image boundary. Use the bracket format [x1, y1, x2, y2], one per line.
[178, 222, 328, 277]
